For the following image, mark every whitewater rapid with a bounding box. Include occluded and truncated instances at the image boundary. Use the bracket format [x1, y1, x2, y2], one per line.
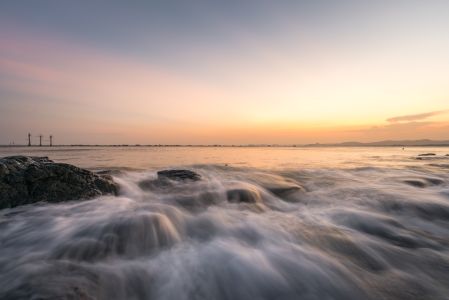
[1, 162, 449, 299]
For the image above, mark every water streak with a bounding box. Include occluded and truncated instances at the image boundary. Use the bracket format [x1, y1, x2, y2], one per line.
[0, 147, 449, 299]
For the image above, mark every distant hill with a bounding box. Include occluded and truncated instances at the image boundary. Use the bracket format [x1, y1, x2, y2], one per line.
[1, 139, 449, 147]
[303, 139, 449, 147]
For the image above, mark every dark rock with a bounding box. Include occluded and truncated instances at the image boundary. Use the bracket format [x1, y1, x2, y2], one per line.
[0, 156, 119, 209]
[245, 172, 305, 200]
[429, 163, 449, 169]
[403, 180, 427, 188]
[226, 188, 261, 204]
[157, 169, 201, 182]
[267, 186, 304, 197]
[426, 178, 444, 185]
[138, 169, 201, 192]
[403, 177, 444, 188]
[418, 153, 436, 156]
[96, 169, 128, 176]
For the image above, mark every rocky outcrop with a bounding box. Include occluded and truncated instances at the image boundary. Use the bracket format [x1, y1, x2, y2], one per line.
[157, 169, 201, 182]
[0, 156, 118, 209]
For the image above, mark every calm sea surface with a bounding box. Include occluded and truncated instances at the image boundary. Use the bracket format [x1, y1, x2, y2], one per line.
[1, 145, 448, 169]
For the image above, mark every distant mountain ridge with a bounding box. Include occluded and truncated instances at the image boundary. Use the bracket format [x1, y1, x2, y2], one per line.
[304, 139, 449, 147]
[1, 139, 449, 147]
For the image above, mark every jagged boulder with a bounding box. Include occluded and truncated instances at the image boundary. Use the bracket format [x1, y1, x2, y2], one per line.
[0, 156, 119, 209]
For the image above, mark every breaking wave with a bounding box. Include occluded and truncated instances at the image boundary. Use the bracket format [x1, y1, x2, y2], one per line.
[1, 163, 449, 299]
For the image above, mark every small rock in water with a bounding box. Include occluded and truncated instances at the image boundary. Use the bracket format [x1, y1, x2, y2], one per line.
[0, 156, 119, 209]
[157, 169, 201, 182]
[403, 177, 444, 188]
[403, 180, 427, 188]
[227, 188, 261, 203]
[268, 185, 304, 197]
[418, 153, 436, 156]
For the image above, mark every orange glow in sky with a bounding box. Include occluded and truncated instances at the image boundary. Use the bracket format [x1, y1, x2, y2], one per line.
[0, 1, 448, 144]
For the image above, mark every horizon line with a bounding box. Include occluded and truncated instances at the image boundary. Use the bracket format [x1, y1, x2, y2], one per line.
[2, 139, 449, 148]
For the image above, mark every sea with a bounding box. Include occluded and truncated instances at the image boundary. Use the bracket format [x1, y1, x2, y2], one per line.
[0, 146, 449, 299]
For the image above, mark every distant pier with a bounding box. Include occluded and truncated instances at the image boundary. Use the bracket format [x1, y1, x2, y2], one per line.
[27, 133, 54, 147]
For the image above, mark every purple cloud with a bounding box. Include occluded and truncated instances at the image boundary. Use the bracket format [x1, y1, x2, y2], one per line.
[387, 110, 449, 123]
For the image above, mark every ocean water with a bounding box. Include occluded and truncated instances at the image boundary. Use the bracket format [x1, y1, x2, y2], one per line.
[1, 146, 449, 299]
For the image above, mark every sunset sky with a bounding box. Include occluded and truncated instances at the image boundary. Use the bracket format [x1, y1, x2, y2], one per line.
[1, 1, 448, 145]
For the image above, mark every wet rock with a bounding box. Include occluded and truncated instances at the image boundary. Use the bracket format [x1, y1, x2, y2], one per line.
[0, 156, 119, 209]
[429, 163, 449, 169]
[267, 186, 304, 197]
[426, 178, 444, 185]
[418, 153, 436, 156]
[403, 177, 444, 188]
[227, 188, 261, 204]
[403, 180, 427, 188]
[96, 169, 123, 176]
[157, 169, 201, 182]
[139, 169, 201, 192]
[249, 173, 305, 197]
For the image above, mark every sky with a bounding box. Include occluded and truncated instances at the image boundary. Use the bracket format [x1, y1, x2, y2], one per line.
[0, 0, 448, 145]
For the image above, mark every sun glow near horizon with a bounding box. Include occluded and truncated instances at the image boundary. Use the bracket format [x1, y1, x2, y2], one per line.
[0, 1, 448, 145]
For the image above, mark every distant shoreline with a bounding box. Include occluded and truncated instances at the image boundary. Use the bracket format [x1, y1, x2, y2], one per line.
[1, 143, 449, 148]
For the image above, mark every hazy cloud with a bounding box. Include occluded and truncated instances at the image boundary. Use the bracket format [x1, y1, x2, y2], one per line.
[387, 110, 449, 123]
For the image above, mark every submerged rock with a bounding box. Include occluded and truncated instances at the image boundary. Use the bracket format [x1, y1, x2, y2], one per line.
[418, 153, 436, 156]
[139, 169, 201, 191]
[0, 156, 118, 209]
[226, 188, 261, 204]
[157, 169, 201, 182]
[402, 177, 444, 188]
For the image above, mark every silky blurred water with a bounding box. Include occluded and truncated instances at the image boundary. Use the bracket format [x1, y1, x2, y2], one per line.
[0, 146, 449, 299]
